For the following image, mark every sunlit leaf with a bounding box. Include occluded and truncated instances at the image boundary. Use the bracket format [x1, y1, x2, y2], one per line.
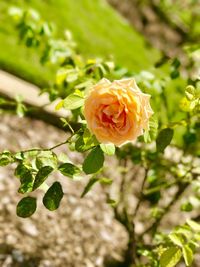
[143, 116, 158, 143]
[56, 68, 68, 85]
[160, 247, 182, 267]
[99, 177, 113, 185]
[0, 151, 13, 166]
[185, 85, 195, 101]
[182, 245, 193, 266]
[33, 166, 54, 190]
[169, 233, 184, 247]
[63, 94, 84, 110]
[36, 151, 57, 169]
[187, 220, 200, 232]
[55, 100, 64, 110]
[100, 143, 115, 155]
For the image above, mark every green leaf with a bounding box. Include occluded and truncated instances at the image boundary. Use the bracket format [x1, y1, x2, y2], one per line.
[43, 182, 64, 211]
[183, 131, 197, 145]
[169, 233, 184, 247]
[100, 143, 115, 155]
[181, 202, 193, 212]
[176, 226, 192, 239]
[15, 163, 29, 178]
[58, 153, 69, 163]
[28, 9, 40, 21]
[16, 197, 37, 218]
[41, 22, 52, 37]
[172, 58, 181, 69]
[187, 219, 200, 232]
[75, 130, 98, 152]
[36, 151, 57, 169]
[160, 247, 182, 267]
[81, 177, 99, 198]
[156, 128, 174, 153]
[15, 163, 34, 193]
[75, 80, 93, 89]
[140, 70, 155, 80]
[182, 245, 193, 266]
[130, 148, 142, 164]
[66, 72, 78, 83]
[189, 240, 199, 249]
[18, 174, 34, 194]
[14, 152, 25, 161]
[75, 136, 87, 152]
[107, 198, 117, 207]
[63, 94, 84, 110]
[16, 103, 26, 117]
[55, 100, 64, 111]
[33, 166, 54, 190]
[143, 116, 158, 143]
[99, 177, 113, 185]
[56, 69, 67, 85]
[82, 146, 104, 174]
[58, 163, 81, 178]
[185, 85, 195, 101]
[170, 69, 180, 79]
[83, 128, 98, 145]
[0, 151, 13, 166]
[8, 6, 23, 22]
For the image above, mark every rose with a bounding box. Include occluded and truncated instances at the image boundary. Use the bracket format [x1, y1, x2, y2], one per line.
[83, 78, 153, 146]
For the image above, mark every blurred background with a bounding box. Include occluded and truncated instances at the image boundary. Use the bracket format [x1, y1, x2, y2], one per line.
[0, 1, 200, 267]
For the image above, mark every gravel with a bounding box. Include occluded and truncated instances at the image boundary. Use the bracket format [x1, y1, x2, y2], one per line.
[0, 114, 127, 267]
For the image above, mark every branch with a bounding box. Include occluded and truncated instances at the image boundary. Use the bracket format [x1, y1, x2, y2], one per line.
[0, 91, 81, 131]
[113, 160, 140, 266]
[141, 181, 189, 237]
[0, 134, 75, 157]
[133, 167, 148, 218]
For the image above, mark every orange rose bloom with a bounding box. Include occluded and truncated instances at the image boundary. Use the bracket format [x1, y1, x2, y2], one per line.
[83, 78, 153, 146]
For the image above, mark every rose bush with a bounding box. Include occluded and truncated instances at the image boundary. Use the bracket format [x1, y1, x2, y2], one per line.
[84, 78, 153, 146]
[1, 6, 200, 267]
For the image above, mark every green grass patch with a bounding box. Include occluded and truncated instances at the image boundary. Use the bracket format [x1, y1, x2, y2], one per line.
[0, 0, 159, 86]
